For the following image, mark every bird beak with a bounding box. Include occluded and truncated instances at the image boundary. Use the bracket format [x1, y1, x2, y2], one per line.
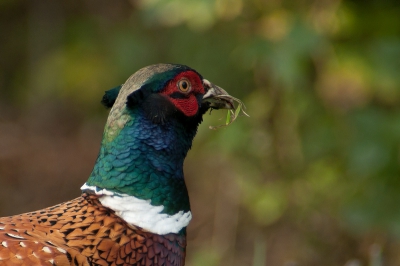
[202, 79, 235, 110]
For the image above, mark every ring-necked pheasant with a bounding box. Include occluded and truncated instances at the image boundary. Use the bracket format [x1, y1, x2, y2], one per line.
[0, 64, 236, 266]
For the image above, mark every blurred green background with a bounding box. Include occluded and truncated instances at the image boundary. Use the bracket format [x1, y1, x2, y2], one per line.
[1, 0, 400, 265]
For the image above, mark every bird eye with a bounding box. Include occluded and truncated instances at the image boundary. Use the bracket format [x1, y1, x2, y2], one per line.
[177, 78, 191, 93]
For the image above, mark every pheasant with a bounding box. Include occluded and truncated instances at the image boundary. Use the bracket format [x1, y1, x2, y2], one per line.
[0, 64, 236, 266]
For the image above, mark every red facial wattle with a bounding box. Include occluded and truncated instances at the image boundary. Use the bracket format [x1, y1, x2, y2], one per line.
[160, 71, 205, 117]
[169, 95, 199, 117]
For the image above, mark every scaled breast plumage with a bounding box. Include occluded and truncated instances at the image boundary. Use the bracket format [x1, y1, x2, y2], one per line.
[0, 194, 186, 266]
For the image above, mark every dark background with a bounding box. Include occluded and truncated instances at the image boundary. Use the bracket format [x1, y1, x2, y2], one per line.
[1, 1, 400, 265]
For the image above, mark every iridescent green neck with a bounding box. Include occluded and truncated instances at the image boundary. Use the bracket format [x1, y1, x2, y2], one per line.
[86, 107, 198, 215]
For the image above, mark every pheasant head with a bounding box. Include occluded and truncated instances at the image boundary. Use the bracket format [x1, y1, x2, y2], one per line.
[82, 64, 235, 235]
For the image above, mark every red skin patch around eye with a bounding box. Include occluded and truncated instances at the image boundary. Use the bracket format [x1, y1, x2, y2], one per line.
[160, 71, 205, 117]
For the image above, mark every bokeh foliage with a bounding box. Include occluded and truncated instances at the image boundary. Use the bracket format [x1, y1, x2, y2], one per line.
[1, 0, 400, 265]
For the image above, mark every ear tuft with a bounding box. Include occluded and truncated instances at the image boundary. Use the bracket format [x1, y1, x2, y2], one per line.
[142, 94, 177, 124]
[101, 85, 122, 108]
[126, 84, 152, 108]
